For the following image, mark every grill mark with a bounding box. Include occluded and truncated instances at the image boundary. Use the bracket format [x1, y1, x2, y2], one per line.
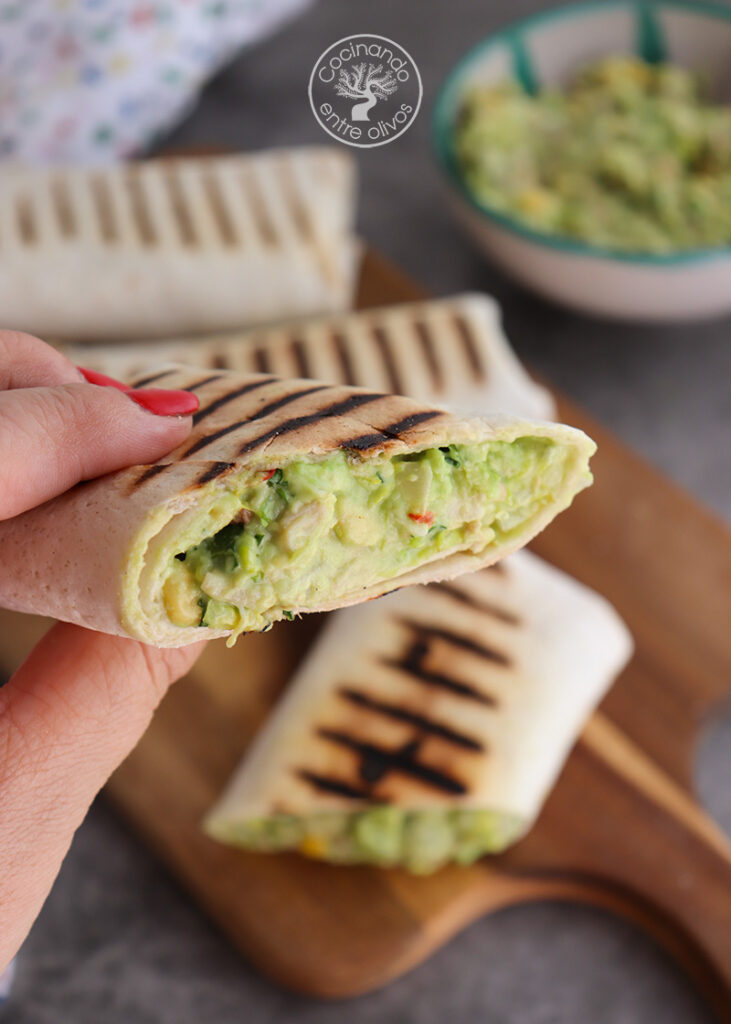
[431, 582, 520, 625]
[372, 325, 404, 394]
[212, 354, 231, 370]
[278, 161, 312, 242]
[16, 195, 37, 243]
[195, 461, 235, 485]
[318, 730, 467, 795]
[242, 169, 277, 246]
[385, 633, 497, 706]
[290, 338, 311, 379]
[202, 170, 237, 246]
[191, 376, 276, 428]
[51, 177, 76, 238]
[339, 687, 483, 751]
[341, 410, 443, 452]
[252, 346, 272, 374]
[89, 173, 116, 241]
[398, 619, 511, 666]
[133, 463, 169, 487]
[332, 331, 356, 385]
[236, 392, 384, 457]
[130, 369, 177, 389]
[297, 770, 371, 800]
[247, 384, 330, 423]
[164, 168, 197, 246]
[183, 374, 223, 392]
[125, 172, 156, 245]
[413, 319, 443, 391]
[453, 314, 485, 380]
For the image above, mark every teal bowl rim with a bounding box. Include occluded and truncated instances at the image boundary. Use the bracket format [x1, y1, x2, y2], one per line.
[432, 0, 731, 266]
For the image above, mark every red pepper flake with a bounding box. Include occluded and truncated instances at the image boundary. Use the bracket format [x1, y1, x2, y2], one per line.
[261, 469, 277, 481]
[408, 511, 434, 525]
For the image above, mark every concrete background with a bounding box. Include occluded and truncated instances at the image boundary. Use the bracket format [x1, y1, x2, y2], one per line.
[4, 1, 730, 1021]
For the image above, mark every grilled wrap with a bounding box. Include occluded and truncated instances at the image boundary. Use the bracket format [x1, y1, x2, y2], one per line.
[0, 148, 357, 339]
[0, 367, 595, 647]
[205, 551, 632, 872]
[61, 294, 555, 419]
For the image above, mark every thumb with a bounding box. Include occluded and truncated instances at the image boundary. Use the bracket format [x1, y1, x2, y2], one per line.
[0, 379, 198, 520]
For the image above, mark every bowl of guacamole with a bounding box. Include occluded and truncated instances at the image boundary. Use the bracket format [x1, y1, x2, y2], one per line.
[433, 0, 731, 321]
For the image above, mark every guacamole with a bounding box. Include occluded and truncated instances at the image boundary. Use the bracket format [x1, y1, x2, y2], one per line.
[162, 438, 571, 641]
[454, 56, 731, 252]
[207, 806, 525, 873]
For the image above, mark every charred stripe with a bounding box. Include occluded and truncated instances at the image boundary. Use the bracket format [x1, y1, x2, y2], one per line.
[372, 325, 404, 394]
[235, 392, 384, 456]
[194, 461, 235, 485]
[247, 384, 331, 423]
[133, 463, 169, 487]
[212, 354, 231, 370]
[453, 314, 485, 379]
[341, 409, 443, 451]
[413, 318, 443, 391]
[398, 619, 511, 666]
[183, 374, 224, 392]
[290, 338, 312, 379]
[253, 346, 272, 374]
[318, 730, 467, 794]
[431, 582, 520, 625]
[339, 687, 484, 751]
[332, 331, 356, 386]
[383, 641, 497, 706]
[191, 376, 276, 429]
[130, 369, 177, 389]
[296, 770, 371, 800]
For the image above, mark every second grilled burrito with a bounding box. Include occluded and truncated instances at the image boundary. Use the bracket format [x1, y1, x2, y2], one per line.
[0, 366, 595, 647]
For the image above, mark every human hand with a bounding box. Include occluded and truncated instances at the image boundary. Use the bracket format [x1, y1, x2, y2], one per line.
[0, 332, 207, 970]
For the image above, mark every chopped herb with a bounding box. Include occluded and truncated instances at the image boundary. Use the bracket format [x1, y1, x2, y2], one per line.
[376, 470, 385, 483]
[174, 552, 186, 561]
[429, 523, 446, 534]
[268, 468, 284, 486]
[254, 533, 264, 546]
[441, 446, 461, 467]
[282, 610, 294, 620]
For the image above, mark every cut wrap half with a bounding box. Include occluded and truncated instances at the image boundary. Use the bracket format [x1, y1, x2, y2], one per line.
[205, 551, 633, 872]
[0, 367, 595, 647]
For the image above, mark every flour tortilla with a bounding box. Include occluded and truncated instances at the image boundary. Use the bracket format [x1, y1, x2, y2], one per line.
[206, 550, 632, 831]
[0, 366, 594, 647]
[0, 148, 358, 340]
[63, 293, 554, 419]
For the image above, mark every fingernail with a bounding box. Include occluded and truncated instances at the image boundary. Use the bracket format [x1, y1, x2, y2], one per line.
[127, 388, 199, 417]
[78, 367, 131, 392]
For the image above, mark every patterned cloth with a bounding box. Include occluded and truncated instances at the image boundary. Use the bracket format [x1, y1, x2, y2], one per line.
[0, 0, 312, 163]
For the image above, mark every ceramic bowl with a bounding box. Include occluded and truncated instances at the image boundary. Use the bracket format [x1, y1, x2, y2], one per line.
[433, 0, 731, 321]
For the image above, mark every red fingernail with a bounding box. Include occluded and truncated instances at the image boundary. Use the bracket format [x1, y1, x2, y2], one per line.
[127, 388, 199, 417]
[78, 367, 131, 392]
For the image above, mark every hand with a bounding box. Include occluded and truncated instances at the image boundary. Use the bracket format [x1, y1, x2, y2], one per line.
[0, 332, 207, 971]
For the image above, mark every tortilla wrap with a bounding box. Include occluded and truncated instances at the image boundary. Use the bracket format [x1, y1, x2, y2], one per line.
[0, 148, 357, 340]
[62, 294, 554, 419]
[0, 366, 594, 647]
[205, 550, 633, 871]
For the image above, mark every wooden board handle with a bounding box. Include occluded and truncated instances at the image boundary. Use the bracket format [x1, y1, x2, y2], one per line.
[503, 715, 731, 1021]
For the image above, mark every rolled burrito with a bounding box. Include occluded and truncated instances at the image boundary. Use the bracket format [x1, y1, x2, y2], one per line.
[62, 293, 555, 420]
[205, 551, 633, 872]
[0, 367, 595, 647]
[0, 148, 358, 340]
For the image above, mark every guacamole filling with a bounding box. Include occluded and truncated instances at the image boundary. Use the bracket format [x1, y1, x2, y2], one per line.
[163, 438, 571, 640]
[455, 56, 731, 252]
[207, 806, 524, 873]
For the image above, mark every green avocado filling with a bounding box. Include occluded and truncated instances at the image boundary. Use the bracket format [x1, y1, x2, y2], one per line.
[206, 807, 524, 873]
[163, 438, 574, 639]
[455, 56, 731, 252]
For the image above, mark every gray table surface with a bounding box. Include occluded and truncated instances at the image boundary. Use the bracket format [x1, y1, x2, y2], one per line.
[5, 1, 730, 1022]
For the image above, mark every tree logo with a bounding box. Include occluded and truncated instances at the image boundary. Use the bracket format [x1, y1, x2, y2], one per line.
[309, 35, 422, 148]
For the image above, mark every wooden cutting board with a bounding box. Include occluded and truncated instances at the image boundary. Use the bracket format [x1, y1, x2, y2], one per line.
[1, 251, 729, 1016]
